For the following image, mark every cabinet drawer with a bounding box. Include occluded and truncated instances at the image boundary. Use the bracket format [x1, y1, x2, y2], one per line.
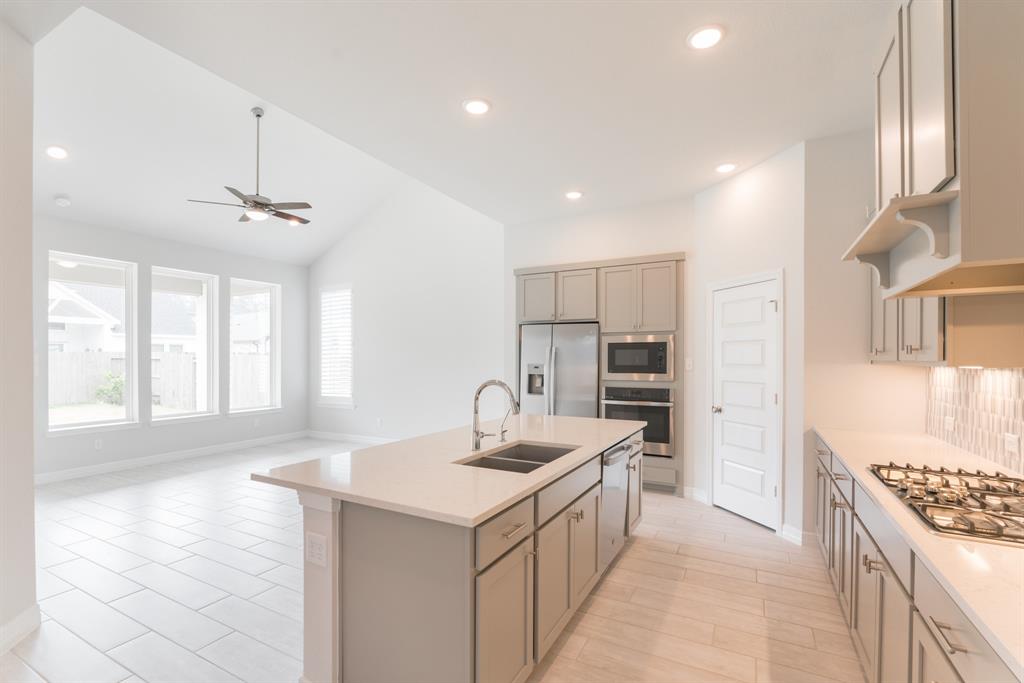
[477, 497, 535, 570]
[536, 457, 601, 526]
[854, 482, 913, 592]
[831, 456, 855, 503]
[914, 557, 1017, 683]
[813, 434, 832, 471]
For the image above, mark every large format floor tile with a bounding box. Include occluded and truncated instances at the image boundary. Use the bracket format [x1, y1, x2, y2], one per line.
[14, 437, 861, 683]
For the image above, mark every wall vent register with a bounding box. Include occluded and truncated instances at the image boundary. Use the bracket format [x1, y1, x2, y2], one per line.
[870, 463, 1024, 546]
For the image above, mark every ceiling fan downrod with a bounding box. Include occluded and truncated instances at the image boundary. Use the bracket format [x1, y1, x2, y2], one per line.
[252, 106, 264, 197]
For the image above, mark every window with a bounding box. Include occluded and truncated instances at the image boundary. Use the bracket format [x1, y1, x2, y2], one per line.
[229, 278, 280, 411]
[320, 288, 353, 405]
[151, 267, 217, 419]
[48, 252, 136, 429]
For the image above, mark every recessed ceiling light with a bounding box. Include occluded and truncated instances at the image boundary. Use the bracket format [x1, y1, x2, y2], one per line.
[462, 99, 491, 115]
[687, 25, 724, 50]
[46, 145, 69, 160]
[716, 163, 737, 174]
[565, 191, 584, 200]
[245, 207, 270, 221]
[55, 259, 78, 269]
[54, 194, 72, 207]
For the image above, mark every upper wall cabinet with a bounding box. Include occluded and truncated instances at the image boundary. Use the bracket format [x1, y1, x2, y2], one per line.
[845, 0, 1024, 299]
[555, 269, 597, 321]
[598, 261, 676, 333]
[518, 273, 556, 323]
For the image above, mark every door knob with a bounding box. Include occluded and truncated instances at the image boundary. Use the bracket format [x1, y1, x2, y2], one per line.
[711, 405, 723, 414]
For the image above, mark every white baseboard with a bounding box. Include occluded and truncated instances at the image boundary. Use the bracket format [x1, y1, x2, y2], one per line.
[35, 431, 309, 484]
[306, 430, 395, 446]
[0, 603, 39, 656]
[781, 523, 814, 546]
[682, 486, 709, 503]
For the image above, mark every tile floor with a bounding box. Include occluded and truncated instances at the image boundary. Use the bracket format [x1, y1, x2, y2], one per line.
[3, 438, 356, 683]
[2, 439, 863, 683]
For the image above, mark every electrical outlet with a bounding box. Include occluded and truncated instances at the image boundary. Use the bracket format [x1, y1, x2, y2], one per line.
[684, 358, 694, 371]
[1005, 433, 1021, 457]
[305, 531, 327, 567]
[944, 416, 955, 432]
[94, 439, 103, 451]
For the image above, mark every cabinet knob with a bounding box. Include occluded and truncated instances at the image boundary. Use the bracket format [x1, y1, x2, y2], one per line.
[711, 405, 723, 414]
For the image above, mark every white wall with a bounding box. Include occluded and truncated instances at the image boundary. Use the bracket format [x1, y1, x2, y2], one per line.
[690, 143, 807, 536]
[34, 215, 310, 476]
[308, 180, 505, 439]
[803, 131, 928, 531]
[0, 17, 40, 653]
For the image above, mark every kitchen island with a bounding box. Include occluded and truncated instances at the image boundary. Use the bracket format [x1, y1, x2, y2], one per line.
[253, 414, 645, 683]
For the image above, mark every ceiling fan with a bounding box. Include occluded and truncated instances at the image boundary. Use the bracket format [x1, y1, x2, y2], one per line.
[188, 107, 312, 225]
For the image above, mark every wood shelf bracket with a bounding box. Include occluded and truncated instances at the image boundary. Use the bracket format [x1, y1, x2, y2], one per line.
[855, 252, 891, 289]
[894, 204, 950, 259]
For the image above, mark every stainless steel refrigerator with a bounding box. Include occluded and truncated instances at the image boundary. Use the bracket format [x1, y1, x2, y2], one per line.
[518, 322, 599, 417]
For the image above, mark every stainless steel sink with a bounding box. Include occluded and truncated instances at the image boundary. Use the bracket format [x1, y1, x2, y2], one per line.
[459, 442, 577, 473]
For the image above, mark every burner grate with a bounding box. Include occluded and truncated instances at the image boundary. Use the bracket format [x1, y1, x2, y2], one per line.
[870, 462, 1024, 546]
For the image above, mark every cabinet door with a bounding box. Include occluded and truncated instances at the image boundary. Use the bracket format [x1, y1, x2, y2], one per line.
[556, 269, 597, 321]
[869, 270, 899, 362]
[875, 5, 905, 211]
[637, 261, 677, 332]
[877, 560, 912, 683]
[598, 265, 637, 332]
[911, 612, 963, 683]
[850, 518, 879, 674]
[535, 510, 572, 661]
[903, 0, 955, 195]
[829, 483, 852, 621]
[898, 297, 944, 362]
[477, 539, 534, 683]
[518, 273, 556, 323]
[570, 483, 601, 609]
[627, 454, 642, 533]
[814, 462, 830, 560]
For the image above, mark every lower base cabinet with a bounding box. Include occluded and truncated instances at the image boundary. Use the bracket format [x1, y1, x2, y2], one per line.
[535, 483, 600, 661]
[877, 561, 912, 683]
[477, 538, 535, 683]
[627, 453, 642, 532]
[911, 612, 963, 683]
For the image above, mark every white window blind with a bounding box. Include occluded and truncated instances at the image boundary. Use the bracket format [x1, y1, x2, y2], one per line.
[320, 289, 353, 403]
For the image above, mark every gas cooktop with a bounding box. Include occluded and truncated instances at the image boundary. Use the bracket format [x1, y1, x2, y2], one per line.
[869, 462, 1024, 546]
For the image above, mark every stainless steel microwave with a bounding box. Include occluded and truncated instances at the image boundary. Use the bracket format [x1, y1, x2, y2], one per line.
[601, 334, 674, 382]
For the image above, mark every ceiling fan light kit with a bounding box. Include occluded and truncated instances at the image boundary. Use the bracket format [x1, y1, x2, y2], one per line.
[187, 106, 313, 225]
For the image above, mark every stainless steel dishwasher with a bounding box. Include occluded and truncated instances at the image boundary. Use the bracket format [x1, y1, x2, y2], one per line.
[599, 435, 641, 572]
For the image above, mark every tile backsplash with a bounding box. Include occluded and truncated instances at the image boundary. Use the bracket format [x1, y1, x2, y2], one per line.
[927, 367, 1024, 471]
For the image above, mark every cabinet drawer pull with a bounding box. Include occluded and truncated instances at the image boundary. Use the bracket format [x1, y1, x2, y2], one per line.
[815, 448, 829, 456]
[628, 463, 638, 472]
[862, 554, 885, 574]
[831, 498, 848, 511]
[833, 474, 849, 481]
[930, 618, 969, 655]
[501, 522, 528, 539]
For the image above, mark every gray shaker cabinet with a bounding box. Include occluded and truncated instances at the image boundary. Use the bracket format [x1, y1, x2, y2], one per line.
[570, 483, 601, 608]
[518, 273, 556, 323]
[476, 537, 535, 683]
[627, 453, 642, 533]
[911, 612, 963, 683]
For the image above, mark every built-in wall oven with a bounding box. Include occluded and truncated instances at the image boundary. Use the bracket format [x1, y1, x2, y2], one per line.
[600, 386, 674, 457]
[601, 334, 674, 382]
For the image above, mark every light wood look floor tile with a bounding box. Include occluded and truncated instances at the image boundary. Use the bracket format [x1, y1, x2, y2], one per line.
[530, 492, 863, 683]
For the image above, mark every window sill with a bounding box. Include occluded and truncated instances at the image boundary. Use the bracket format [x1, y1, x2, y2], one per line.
[228, 407, 283, 418]
[151, 412, 221, 427]
[47, 421, 141, 437]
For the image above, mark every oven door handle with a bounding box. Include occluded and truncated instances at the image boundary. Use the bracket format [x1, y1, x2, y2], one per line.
[600, 400, 674, 407]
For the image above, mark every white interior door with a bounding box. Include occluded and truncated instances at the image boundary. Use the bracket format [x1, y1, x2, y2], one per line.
[711, 277, 781, 530]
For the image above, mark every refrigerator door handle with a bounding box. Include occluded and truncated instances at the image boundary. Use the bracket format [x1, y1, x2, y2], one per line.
[550, 346, 557, 415]
[544, 346, 553, 415]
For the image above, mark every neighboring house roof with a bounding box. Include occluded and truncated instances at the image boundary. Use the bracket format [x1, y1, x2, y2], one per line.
[48, 282, 119, 327]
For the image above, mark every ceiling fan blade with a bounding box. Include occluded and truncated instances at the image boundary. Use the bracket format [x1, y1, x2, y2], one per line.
[238, 213, 251, 223]
[269, 202, 312, 210]
[225, 186, 249, 202]
[188, 199, 246, 208]
[272, 210, 310, 225]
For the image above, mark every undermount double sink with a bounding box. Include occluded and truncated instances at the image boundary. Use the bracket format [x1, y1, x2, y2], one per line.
[461, 443, 576, 473]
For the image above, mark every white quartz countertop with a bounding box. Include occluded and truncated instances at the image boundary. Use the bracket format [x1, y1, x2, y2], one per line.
[814, 428, 1024, 678]
[253, 415, 645, 527]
